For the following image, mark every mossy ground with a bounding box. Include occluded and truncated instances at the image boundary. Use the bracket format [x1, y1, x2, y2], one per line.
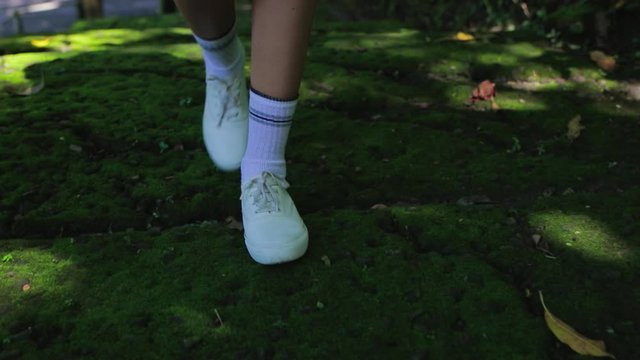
[1, 9, 639, 360]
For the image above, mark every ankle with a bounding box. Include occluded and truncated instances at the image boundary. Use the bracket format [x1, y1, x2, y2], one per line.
[193, 22, 244, 79]
[241, 160, 286, 185]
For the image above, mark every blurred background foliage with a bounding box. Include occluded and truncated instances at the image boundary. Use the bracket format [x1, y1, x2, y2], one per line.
[316, 0, 640, 53]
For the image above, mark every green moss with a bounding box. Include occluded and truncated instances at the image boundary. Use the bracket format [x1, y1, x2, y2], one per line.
[1, 12, 639, 359]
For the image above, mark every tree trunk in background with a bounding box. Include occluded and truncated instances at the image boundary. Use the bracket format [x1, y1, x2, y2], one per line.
[12, 11, 24, 35]
[161, 0, 177, 14]
[78, 0, 103, 19]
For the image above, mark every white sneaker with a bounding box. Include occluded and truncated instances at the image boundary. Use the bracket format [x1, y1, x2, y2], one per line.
[202, 68, 248, 171]
[240, 172, 309, 265]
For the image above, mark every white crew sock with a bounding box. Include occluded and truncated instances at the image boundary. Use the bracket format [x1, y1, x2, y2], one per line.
[241, 89, 297, 184]
[192, 22, 244, 81]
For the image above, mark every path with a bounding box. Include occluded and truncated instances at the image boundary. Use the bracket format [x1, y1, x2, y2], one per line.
[0, 0, 159, 37]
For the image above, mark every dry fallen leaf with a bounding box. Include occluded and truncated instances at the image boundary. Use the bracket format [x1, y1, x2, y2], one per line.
[590, 51, 616, 72]
[4, 74, 45, 96]
[532, 234, 542, 246]
[470, 80, 496, 103]
[225, 216, 243, 231]
[310, 81, 335, 93]
[567, 115, 585, 141]
[455, 32, 475, 41]
[539, 291, 616, 358]
[370, 204, 388, 210]
[409, 99, 431, 110]
[531, 234, 556, 258]
[30, 37, 51, 48]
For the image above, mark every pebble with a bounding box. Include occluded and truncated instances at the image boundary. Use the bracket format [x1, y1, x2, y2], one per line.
[69, 144, 82, 153]
[320, 255, 331, 267]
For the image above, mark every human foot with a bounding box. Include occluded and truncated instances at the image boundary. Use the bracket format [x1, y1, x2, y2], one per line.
[240, 172, 308, 265]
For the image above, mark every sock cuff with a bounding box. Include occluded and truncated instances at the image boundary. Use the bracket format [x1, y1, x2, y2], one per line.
[249, 89, 297, 122]
[241, 159, 287, 182]
[193, 21, 237, 51]
[250, 86, 298, 102]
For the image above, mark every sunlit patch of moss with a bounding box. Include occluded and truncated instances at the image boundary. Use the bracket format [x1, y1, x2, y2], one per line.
[496, 91, 548, 111]
[429, 59, 470, 78]
[0, 52, 66, 84]
[569, 66, 607, 81]
[505, 42, 545, 58]
[70, 14, 187, 32]
[444, 84, 474, 105]
[510, 63, 563, 81]
[529, 211, 630, 262]
[120, 44, 202, 61]
[0, 240, 76, 335]
[475, 52, 520, 66]
[0, 27, 194, 58]
[321, 29, 423, 51]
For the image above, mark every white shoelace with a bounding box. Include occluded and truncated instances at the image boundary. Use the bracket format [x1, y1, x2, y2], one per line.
[241, 172, 290, 214]
[206, 76, 242, 128]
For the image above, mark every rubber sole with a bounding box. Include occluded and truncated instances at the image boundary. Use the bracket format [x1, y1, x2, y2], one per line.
[245, 229, 309, 265]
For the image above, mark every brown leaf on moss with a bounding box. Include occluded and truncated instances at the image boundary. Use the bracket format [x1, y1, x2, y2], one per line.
[590, 51, 616, 72]
[225, 216, 243, 231]
[470, 80, 496, 103]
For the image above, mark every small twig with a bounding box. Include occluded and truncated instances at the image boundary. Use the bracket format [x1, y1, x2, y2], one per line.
[214, 308, 224, 327]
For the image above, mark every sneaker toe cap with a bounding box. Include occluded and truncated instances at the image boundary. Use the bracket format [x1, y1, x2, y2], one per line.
[245, 215, 307, 248]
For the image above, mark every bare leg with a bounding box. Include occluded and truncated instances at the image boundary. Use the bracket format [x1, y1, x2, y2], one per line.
[176, 0, 248, 171]
[173, 0, 236, 39]
[250, 0, 317, 100]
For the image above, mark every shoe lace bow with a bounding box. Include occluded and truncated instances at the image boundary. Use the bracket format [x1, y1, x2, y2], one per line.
[241, 172, 290, 214]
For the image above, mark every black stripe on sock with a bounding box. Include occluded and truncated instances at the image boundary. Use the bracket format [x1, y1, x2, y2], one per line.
[250, 113, 292, 127]
[250, 87, 298, 102]
[249, 111, 293, 124]
[249, 108, 293, 121]
[250, 116, 293, 128]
